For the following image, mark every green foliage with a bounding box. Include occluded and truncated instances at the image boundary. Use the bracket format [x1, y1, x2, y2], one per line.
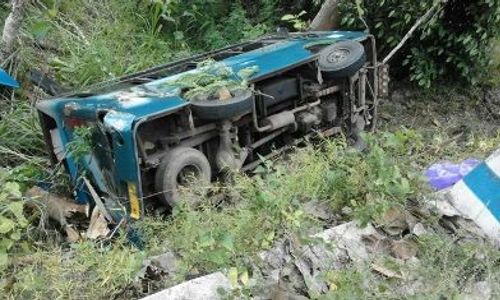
[164, 60, 258, 100]
[65, 126, 95, 163]
[148, 1, 268, 50]
[0, 4, 8, 25]
[139, 180, 307, 273]
[21, 0, 175, 87]
[0, 103, 46, 167]
[410, 233, 500, 296]
[320, 132, 417, 225]
[138, 130, 420, 274]
[317, 268, 372, 299]
[340, 0, 500, 87]
[281, 11, 308, 30]
[17, 0, 277, 88]
[0, 169, 29, 271]
[6, 239, 144, 299]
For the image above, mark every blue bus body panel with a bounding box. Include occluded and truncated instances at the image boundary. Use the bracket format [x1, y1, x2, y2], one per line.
[35, 31, 367, 208]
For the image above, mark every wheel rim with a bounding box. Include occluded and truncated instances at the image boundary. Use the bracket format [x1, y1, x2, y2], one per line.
[326, 48, 351, 64]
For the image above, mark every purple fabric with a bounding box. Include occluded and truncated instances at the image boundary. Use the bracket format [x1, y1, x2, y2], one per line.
[425, 159, 481, 190]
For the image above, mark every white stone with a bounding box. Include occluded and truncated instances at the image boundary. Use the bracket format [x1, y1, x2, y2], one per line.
[141, 272, 231, 300]
[412, 223, 427, 236]
[313, 221, 378, 262]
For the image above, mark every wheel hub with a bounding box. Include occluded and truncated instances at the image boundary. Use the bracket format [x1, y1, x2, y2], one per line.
[326, 48, 350, 64]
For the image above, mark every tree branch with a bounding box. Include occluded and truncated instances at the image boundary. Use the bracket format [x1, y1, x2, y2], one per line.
[309, 0, 340, 31]
[1, 0, 26, 60]
[382, 0, 446, 64]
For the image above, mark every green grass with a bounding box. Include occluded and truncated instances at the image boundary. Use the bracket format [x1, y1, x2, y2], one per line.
[0, 102, 46, 167]
[128, 130, 427, 295]
[1, 130, 422, 298]
[2, 123, 499, 298]
[17, 0, 269, 88]
[0, 3, 8, 21]
[4, 239, 144, 299]
[20, 0, 178, 87]
[316, 233, 500, 299]
[1, 1, 500, 298]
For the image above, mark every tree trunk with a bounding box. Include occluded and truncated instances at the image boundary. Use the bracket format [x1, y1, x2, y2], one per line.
[1, 0, 25, 60]
[309, 0, 340, 31]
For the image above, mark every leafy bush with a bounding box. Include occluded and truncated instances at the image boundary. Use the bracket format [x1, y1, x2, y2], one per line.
[339, 0, 500, 87]
[65, 126, 95, 163]
[0, 170, 29, 271]
[149, 0, 268, 50]
[19, 0, 276, 87]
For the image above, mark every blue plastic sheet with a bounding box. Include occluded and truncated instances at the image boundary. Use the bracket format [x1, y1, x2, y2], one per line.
[0, 68, 19, 88]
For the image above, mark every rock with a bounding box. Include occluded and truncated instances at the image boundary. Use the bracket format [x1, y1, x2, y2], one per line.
[258, 221, 385, 298]
[140, 272, 231, 300]
[303, 200, 333, 220]
[404, 211, 419, 231]
[412, 223, 427, 236]
[138, 252, 178, 280]
[463, 281, 492, 300]
[270, 284, 309, 300]
[371, 263, 404, 279]
[374, 207, 408, 236]
[429, 189, 462, 217]
[340, 206, 353, 216]
[362, 231, 392, 254]
[315, 221, 383, 262]
[390, 238, 418, 260]
[150, 253, 177, 272]
[258, 239, 291, 270]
